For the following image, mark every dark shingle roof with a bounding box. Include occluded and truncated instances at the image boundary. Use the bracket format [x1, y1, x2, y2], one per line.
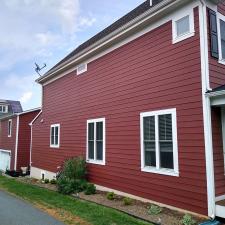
[7, 100, 23, 113]
[47, 0, 164, 74]
[208, 84, 225, 93]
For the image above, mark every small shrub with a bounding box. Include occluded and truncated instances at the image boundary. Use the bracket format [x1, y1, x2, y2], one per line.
[84, 183, 96, 195]
[107, 192, 116, 200]
[50, 179, 57, 184]
[123, 197, 133, 206]
[57, 177, 75, 195]
[148, 204, 162, 215]
[44, 179, 49, 184]
[181, 214, 196, 225]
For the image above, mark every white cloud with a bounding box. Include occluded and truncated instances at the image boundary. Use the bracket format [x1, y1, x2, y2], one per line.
[20, 91, 33, 104]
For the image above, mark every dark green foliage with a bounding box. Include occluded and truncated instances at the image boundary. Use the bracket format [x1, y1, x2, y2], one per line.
[44, 179, 49, 184]
[107, 192, 116, 200]
[84, 183, 96, 195]
[50, 179, 57, 184]
[123, 197, 133, 206]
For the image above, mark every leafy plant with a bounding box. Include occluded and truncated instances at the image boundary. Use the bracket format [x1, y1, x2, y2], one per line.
[107, 192, 116, 200]
[44, 179, 49, 184]
[84, 183, 96, 195]
[123, 197, 133, 206]
[148, 204, 162, 215]
[50, 179, 57, 184]
[181, 214, 196, 225]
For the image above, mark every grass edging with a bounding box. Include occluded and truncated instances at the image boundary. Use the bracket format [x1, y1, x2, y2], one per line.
[0, 176, 153, 225]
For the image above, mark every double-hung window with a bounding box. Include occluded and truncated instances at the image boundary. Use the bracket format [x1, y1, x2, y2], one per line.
[218, 14, 225, 64]
[0, 105, 8, 113]
[87, 118, 105, 165]
[8, 119, 12, 137]
[140, 108, 179, 176]
[50, 124, 60, 148]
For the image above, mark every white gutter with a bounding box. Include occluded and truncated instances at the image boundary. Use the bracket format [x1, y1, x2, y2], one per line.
[14, 115, 20, 171]
[199, 0, 215, 218]
[206, 90, 225, 97]
[16, 107, 41, 116]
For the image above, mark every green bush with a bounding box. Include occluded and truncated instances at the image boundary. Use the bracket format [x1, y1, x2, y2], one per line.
[181, 214, 196, 225]
[50, 179, 57, 184]
[84, 183, 96, 195]
[56, 157, 87, 194]
[148, 204, 162, 215]
[123, 197, 133, 206]
[44, 179, 49, 184]
[107, 192, 116, 200]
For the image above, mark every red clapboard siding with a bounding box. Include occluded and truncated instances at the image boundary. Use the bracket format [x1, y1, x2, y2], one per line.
[17, 110, 40, 170]
[0, 116, 17, 170]
[32, 8, 208, 215]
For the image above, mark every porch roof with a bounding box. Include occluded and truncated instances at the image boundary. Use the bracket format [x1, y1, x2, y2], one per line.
[207, 84, 225, 106]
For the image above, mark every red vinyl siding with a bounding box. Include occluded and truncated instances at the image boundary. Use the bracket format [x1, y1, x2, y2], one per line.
[208, 2, 225, 197]
[17, 110, 40, 170]
[32, 8, 208, 215]
[0, 116, 17, 170]
[211, 107, 225, 197]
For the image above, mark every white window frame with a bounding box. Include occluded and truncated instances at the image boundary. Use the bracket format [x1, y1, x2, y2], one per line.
[0, 105, 8, 113]
[221, 108, 225, 174]
[217, 13, 225, 65]
[77, 63, 87, 75]
[140, 108, 179, 177]
[50, 124, 60, 148]
[172, 8, 195, 44]
[86, 118, 106, 165]
[8, 119, 12, 137]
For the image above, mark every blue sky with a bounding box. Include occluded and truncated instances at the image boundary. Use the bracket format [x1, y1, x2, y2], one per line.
[0, 0, 143, 110]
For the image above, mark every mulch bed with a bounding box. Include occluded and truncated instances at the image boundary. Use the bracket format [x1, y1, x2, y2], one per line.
[16, 177, 206, 225]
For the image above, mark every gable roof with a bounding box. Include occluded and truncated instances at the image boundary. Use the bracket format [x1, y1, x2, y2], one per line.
[38, 0, 164, 81]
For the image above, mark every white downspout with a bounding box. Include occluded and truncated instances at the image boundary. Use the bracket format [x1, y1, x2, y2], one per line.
[199, 0, 216, 218]
[14, 115, 20, 171]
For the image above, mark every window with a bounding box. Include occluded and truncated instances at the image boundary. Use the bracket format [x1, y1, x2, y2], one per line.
[8, 119, 12, 137]
[140, 108, 179, 176]
[0, 105, 8, 113]
[218, 13, 225, 63]
[172, 8, 195, 44]
[50, 124, 60, 148]
[87, 118, 105, 165]
[77, 63, 87, 75]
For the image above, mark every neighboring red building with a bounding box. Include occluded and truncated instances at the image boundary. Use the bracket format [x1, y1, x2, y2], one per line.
[0, 108, 40, 172]
[31, 0, 225, 219]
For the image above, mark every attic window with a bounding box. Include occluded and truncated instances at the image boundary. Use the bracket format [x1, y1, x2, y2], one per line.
[0, 105, 8, 113]
[172, 8, 195, 44]
[77, 63, 87, 75]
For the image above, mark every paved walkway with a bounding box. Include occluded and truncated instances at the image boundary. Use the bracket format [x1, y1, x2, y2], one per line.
[0, 190, 65, 225]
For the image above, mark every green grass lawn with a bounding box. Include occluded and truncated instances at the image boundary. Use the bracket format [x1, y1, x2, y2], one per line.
[0, 176, 153, 225]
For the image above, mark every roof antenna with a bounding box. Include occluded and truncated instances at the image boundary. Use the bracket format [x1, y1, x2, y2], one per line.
[35, 62, 46, 76]
[150, 0, 153, 6]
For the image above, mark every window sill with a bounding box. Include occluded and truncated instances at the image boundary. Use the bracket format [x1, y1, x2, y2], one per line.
[218, 59, 225, 66]
[141, 167, 179, 177]
[86, 159, 105, 166]
[8, 136, 11, 138]
[172, 31, 195, 44]
[50, 145, 60, 149]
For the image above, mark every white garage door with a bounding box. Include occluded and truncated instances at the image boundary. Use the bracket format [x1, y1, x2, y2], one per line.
[0, 150, 11, 172]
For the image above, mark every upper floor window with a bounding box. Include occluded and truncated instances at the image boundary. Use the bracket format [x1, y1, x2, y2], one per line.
[218, 13, 225, 63]
[87, 118, 105, 165]
[140, 108, 179, 176]
[172, 8, 195, 44]
[0, 105, 8, 113]
[77, 63, 87, 75]
[50, 124, 60, 148]
[8, 119, 12, 137]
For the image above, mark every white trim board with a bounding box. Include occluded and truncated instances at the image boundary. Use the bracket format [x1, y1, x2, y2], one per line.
[14, 115, 19, 171]
[215, 194, 225, 202]
[215, 204, 225, 218]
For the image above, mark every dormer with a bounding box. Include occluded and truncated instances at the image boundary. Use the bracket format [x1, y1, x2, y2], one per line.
[0, 104, 8, 113]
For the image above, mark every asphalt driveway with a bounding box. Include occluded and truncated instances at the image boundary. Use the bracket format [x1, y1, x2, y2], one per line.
[0, 190, 65, 225]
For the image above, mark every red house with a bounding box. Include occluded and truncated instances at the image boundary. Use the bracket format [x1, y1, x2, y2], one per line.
[0, 108, 40, 173]
[31, 0, 225, 219]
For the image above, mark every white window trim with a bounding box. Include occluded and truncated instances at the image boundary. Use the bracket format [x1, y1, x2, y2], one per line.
[172, 7, 195, 44]
[140, 108, 179, 177]
[221, 108, 225, 174]
[217, 13, 225, 65]
[8, 119, 12, 137]
[86, 118, 106, 165]
[50, 124, 60, 148]
[77, 63, 87, 75]
[0, 105, 8, 113]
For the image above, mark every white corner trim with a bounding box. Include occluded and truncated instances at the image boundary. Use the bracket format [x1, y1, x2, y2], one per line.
[199, 0, 215, 218]
[140, 108, 179, 177]
[172, 7, 195, 44]
[14, 115, 20, 171]
[86, 117, 106, 165]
